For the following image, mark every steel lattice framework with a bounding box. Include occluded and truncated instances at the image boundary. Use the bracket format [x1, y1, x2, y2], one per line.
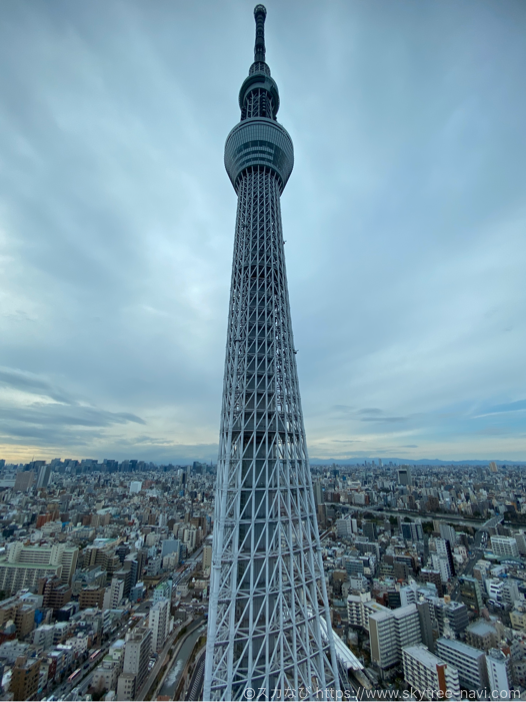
[204, 6, 340, 701]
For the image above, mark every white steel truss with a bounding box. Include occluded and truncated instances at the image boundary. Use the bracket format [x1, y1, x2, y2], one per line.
[204, 6, 341, 702]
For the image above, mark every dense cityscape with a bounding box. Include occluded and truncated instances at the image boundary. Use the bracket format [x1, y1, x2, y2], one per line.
[0, 458, 524, 700]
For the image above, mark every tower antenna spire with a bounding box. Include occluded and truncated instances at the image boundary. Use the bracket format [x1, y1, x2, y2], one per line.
[254, 4, 267, 63]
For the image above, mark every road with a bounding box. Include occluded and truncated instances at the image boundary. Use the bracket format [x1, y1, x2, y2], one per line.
[344, 504, 486, 529]
[53, 615, 134, 700]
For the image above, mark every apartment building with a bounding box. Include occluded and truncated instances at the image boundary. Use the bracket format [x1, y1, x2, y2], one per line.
[149, 598, 171, 652]
[486, 649, 512, 700]
[117, 627, 152, 701]
[491, 536, 519, 559]
[369, 604, 421, 670]
[403, 644, 460, 700]
[436, 638, 488, 690]
[0, 543, 78, 593]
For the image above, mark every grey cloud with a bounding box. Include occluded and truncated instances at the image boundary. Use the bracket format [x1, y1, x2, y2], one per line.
[329, 439, 361, 444]
[0, 367, 73, 404]
[0, 0, 525, 462]
[360, 416, 407, 423]
[0, 405, 144, 428]
[331, 405, 354, 414]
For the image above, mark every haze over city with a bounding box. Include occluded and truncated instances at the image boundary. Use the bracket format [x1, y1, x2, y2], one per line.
[1, 0, 525, 465]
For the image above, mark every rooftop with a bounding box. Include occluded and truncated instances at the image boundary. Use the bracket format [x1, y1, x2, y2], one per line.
[467, 620, 497, 636]
[437, 638, 485, 659]
[403, 644, 448, 669]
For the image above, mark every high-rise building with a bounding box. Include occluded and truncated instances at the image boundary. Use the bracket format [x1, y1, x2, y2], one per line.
[436, 638, 488, 691]
[347, 592, 373, 629]
[202, 543, 212, 571]
[153, 580, 172, 604]
[336, 518, 353, 539]
[402, 645, 460, 701]
[436, 538, 456, 575]
[0, 543, 78, 593]
[14, 470, 35, 492]
[104, 577, 125, 610]
[36, 463, 52, 489]
[369, 604, 422, 670]
[433, 598, 468, 639]
[416, 599, 435, 653]
[458, 576, 483, 615]
[490, 536, 519, 558]
[397, 466, 412, 486]
[363, 521, 378, 541]
[439, 523, 457, 546]
[10, 656, 40, 701]
[420, 568, 444, 597]
[204, 6, 339, 700]
[149, 598, 171, 652]
[117, 627, 152, 701]
[161, 538, 180, 561]
[129, 481, 142, 494]
[401, 521, 424, 543]
[486, 649, 512, 699]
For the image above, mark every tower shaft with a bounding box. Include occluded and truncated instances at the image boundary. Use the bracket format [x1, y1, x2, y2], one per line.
[204, 8, 340, 701]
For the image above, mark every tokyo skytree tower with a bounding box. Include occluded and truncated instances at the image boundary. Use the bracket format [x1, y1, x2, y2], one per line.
[204, 6, 340, 701]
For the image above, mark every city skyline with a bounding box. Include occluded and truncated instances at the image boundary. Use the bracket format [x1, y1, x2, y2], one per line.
[1, 0, 525, 465]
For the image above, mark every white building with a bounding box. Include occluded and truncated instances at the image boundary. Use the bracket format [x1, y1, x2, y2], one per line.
[33, 625, 54, 650]
[400, 585, 417, 608]
[485, 578, 504, 602]
[149, 598, 172, 652]
[486, 649, 512, 700]
[490, 536, 519, 558]
[129, 481, 142, 494]
[403, 644, 460, 700]
[104, 578, 125, 610]
[369, 604, 421, 669]
[347, 592, 372, 628]
[431, 554, 451, 584]
[502, 580, 520, 609]
[439, 523, 457, 546]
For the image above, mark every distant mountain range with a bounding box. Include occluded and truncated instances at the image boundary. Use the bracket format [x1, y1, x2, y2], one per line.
[309, 457, 526, 466]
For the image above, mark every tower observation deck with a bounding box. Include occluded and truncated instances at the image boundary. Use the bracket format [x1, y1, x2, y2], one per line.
[204, 6, 341, 701]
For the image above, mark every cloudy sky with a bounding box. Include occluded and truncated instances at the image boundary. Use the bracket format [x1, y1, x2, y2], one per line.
[1, 0, 525, 465]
